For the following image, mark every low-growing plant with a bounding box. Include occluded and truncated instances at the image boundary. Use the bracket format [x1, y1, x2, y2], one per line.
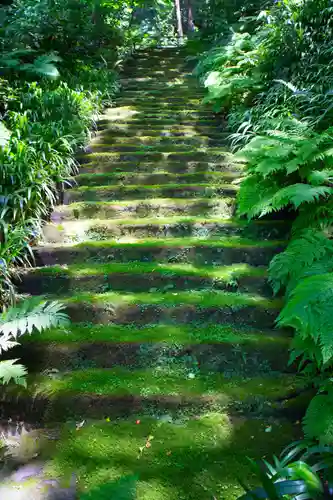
[0, 298, 69, 386]
[238, 440, 333, 499]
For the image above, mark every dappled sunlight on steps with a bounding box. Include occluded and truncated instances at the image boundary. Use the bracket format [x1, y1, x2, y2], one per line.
[7, 47, 301, 499]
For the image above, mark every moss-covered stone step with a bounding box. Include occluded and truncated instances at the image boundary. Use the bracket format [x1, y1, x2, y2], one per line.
[36, 237, 284, 269]
[77, 150, 230, 165]
[22, 417, 299, 500]
[121, 71, 193, 80]
[65, 183, 239, 203]
[88, 143, 227, 154]
[115, 97, 204, 106]
[18, 262, 269, 296]
[74, 171, 240, 187]
[79, 158, 242, 174]
[41, 217, 289, 246]
[97, 106, 214, 122]
[95, 123, 223, 137]
[20, 322, 290, 373]
[109, 101, 208, 111]
[95, 126, 226, 140]
[51, 198, 236, 221]
[97, 117, 218, 127]
[91, 134, 223, 148]
[119, 76, 197, 87]
[42, 288, 282, 328]
[121, 87, 204, 97]
[19, 369, 304, 421]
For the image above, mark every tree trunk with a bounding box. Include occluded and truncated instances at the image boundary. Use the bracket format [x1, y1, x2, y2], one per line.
[187, 0, 194, 32]
[174, 0, 183, 38]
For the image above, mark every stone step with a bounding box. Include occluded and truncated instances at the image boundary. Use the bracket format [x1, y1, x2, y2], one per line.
[17, 262, 269, 297]
[51, 198, 236, 221]
[60, 289, 282, 328]
[0, 414, 299, 500]
[120, 89, 205, 98]
[91, 133, 225, 147]
[97, 117, 218, 127]
[115, 97, 204, 106]
[73, 170, 240, 187]
[64, 183, 239, 203]
[87, 143, 225, 154]
[95, 123, 223, 136]
[21, 322, 290, 373]
[77, 150, 231, 165]
[41, 217, 290, 246]
[36, 237, 284, 269]
[121, 70, 192, 79]
[97, 106, 215, 122]
[2, 368, 302, 422]
[79, 159, 243, 174]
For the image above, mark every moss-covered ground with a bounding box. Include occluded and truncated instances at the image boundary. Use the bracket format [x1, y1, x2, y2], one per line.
[11, 47, 301, 499]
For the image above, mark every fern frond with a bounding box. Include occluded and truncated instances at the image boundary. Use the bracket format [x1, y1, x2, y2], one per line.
[0, 298, 70, 339]
[0, 359, 27, 387]
[264, 184, 332, 215]
[237, 174, 279, 219]
[268, 229, 333, 294]
[278, 273, 333, 365]
[293, 198, 333, 231]
[303, 389, 333, 444]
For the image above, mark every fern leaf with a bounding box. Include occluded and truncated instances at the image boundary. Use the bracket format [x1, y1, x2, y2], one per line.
[0, 359, 27, 387]
[268, 229, 333, 294]
[278, 273, 333, 365]
[306, 170, 333, 186]
[303, 389, 333, 444]
[0, 298, 70, 339]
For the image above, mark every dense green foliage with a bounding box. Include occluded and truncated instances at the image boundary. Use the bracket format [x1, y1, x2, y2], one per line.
[195, 0, 333, 448]
[0, 0, 175, 305]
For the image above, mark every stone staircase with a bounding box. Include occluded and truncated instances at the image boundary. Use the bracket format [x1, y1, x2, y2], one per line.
[8, 48, 302, 498]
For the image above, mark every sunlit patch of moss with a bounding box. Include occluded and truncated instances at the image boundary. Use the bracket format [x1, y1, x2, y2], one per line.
[25, 322, 289, 347]
[31, 262, 266, 281]
[34, 367, 301, 399]
[46, 415, 298, 500]
[70, 235, 285, 249]
[61, 289, 282, 309]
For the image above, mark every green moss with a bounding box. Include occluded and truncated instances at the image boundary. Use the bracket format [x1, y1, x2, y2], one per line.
[58, 198, 232, 209]
[73, 183, 238, 192]
[34, 367, 301, 399]
[73, 236, 285, 249]
[77, 149, 230, 161]
[63, 289, 281, 309]
[25, 322, 288, 346]
[49, 215, 286, 229]
[71, 235, 284, 249]
[47, 415, 298, 500]
[31, 262, 267, 280]
[75, 172, 238, 183]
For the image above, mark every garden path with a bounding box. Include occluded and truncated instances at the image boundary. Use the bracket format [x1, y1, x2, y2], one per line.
[12, 47, 301, 499]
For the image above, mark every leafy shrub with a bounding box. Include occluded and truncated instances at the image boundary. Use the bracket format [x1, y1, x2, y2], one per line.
[195, 0, 333, 446]
[195, 31, 263, 112]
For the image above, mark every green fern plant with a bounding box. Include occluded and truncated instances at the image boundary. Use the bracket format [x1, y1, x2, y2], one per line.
[269, 229, 333, 295]
[0, 50, 61, 79]
[278, 273, 333, 368]
[303, 388, 333, 445]
[237, 125, 333, 219]
[0, 298, 70, 386]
